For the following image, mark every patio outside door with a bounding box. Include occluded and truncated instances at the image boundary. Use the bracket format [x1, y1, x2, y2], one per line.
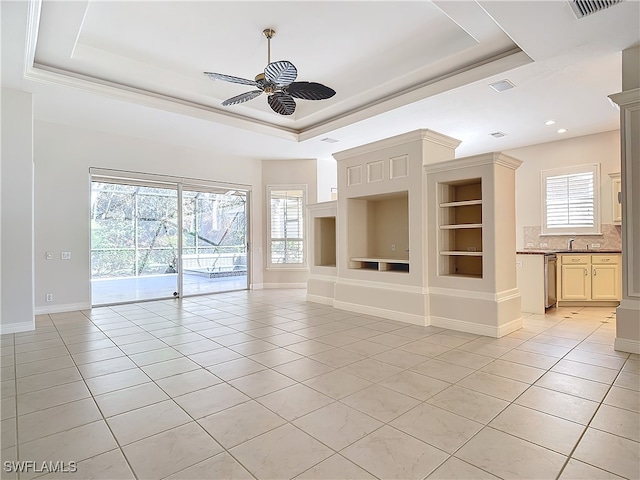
[91, 175, 250, 306]
[180, 187, 249, 296]
[91, 182, 180, 305]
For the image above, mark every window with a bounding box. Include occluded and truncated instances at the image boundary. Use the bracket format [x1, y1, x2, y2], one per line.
[268, 186, 306, 266]
[542, 164, 601, 235]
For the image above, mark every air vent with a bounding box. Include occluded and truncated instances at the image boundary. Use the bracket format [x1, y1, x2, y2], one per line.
[568, 0, 622, 19]
[320, 137, 339, 143]
[489, 80, 515, 93]
[490, 132, 507, 138]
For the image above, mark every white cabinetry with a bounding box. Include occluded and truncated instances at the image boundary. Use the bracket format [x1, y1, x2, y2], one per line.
[557, 254, 621, 305]
[609, 172, 622, 224]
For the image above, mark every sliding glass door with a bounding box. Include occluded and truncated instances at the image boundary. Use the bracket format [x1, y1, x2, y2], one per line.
[181, 188, 248, 296]
[90, 175, 249, 306]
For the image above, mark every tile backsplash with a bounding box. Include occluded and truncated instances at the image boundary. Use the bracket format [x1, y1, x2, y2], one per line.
[523, 224, 622, 250]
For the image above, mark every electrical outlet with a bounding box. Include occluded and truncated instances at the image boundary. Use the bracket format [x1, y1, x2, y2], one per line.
[526, 242, 534, 248]
[391, 244, 396, 252]
[61, 252, 71, 260]
[540, 243, 548, 248]
[45, 294, 53, 302]
[45, 252, 53, 260]
[591, 243, 601, 248]
[516, 261, 523, 267]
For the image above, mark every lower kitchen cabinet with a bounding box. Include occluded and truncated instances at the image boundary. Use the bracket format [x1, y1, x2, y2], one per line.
[557, 254, 621, 305]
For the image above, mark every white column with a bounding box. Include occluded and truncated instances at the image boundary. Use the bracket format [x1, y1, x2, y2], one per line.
[610, 46, 640, 354]
[1, 88, 35, 333]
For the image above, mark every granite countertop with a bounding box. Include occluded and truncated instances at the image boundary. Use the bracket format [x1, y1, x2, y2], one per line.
[517, 250, 622, 255]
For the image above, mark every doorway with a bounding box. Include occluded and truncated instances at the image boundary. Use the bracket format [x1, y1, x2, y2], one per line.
[90, 173, 250, 306]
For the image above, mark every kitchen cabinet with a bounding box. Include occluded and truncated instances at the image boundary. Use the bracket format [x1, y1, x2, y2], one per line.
[557, 254, 621, 305]
[516, 253, 557, 314]
[609, 172, 622, 224]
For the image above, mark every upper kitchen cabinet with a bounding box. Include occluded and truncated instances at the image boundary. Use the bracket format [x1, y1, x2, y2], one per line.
[609, 172, 622, 224]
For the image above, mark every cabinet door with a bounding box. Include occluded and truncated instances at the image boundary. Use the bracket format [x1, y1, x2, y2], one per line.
[612, 176, 622, 224]
[561, 265, 590, 300]
[592, 264, 621, 300]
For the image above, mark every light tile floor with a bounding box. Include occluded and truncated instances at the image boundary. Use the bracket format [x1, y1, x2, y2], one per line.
[1, 290, 639, 479]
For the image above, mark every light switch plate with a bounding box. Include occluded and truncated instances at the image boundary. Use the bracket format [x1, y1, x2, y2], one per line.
[45, 252, 53, 260]
[61, 252, 71, 260]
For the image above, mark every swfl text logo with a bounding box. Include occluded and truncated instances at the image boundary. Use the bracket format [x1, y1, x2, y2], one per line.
[3, 461, 77, 473]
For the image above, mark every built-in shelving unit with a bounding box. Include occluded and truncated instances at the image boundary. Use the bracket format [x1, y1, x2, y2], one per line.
[314, 216, 336, 267]
[438, 179, 483, 278]
[349, 257, 410, 272]
[347, 191, 410, 273]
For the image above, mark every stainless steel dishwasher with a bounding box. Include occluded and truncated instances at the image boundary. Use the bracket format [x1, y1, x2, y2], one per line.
[545, 254, 557, 309]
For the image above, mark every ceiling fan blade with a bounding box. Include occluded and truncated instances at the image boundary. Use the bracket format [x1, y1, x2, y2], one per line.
[204, 72, 258, 86]
[222, 90, 263, 106]
[286, 82, 336, 100]
[264, 61, 297, 86]
[267, 93, 296, 115]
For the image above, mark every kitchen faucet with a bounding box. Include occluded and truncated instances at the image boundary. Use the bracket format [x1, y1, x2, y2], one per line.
[568, 238, 575, 251]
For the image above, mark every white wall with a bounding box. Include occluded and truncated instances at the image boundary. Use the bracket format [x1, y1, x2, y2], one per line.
[33, 120, 263, 312]
[1, 88, 35, 333]
[316, 157, 337, 202]
[507, 130, 621, 249]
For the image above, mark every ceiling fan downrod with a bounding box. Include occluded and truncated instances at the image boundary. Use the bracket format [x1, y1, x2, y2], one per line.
[263, 28, 275, 64]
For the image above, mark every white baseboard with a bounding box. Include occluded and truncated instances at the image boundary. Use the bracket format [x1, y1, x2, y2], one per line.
[614, 337, 640, 354]
[250, 283, 264, 290]
[34, 302, 91, 315]
[0, 320, 35, 335]
[306, 294, 335, 306]
[333, 300, 426, 326]
[430, 315, 523, 338]
[262, 283, 307, 289]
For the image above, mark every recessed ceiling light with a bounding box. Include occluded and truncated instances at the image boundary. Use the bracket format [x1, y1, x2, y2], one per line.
[489, 131, 507, 138]
[545, 120, 556, 125]
[320, 137, 339, 143]
[489, 80, 515, 92]
[557, 128, 568, 134]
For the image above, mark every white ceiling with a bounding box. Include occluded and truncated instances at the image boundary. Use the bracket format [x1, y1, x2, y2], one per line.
[2, 0, 639, 160]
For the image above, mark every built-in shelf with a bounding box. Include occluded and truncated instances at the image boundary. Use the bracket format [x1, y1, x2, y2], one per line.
[439, 224, 482, 230]
[439, 251, 483, 256]
[314, 216, 337, 267]
[439, 199, 482, 208]
[350, 257, 410, 273]
[439, 178, 483, 277]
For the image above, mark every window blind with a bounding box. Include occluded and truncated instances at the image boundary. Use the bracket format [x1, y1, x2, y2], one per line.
[269, 189, 304, 264]
[545, 172, 595, 228]
[541, 164, 600, 235]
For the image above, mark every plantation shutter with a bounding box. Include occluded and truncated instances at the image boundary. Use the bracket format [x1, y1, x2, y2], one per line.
[542, 165, 600, 235]
[546, 172, 594, 228]
[269, 188, 304, 264]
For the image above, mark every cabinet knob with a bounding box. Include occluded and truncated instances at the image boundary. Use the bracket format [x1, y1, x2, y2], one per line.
[584, 268, 587, 276]
[593, 269, 596, 276]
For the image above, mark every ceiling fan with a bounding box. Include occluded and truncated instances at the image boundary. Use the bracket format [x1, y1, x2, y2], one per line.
[204, 29, 336, 116]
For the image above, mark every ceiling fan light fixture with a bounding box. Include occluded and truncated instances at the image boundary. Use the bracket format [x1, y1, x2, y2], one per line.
[203, 28, 336, 116]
